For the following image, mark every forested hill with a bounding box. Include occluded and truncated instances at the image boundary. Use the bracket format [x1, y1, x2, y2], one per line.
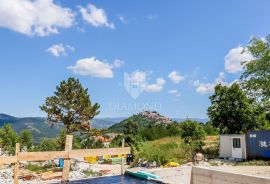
[0, 113, 125, 143]
[108, 111, 208, 133]
[0, 114, 60, 143]
[108, 111, 174, 132]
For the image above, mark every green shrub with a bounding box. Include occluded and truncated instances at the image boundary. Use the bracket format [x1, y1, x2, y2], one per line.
[82, 169, 104, 177]
[26, 163, 44, 172]
[136, 137, 193, 165]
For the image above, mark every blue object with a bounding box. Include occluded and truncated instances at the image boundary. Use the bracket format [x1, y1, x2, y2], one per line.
[125, 170, 149, 180]
[263, 151, 270, 158]
[59, 158, 64, 168]
[247, 130, 270, 159]
[69, 175, 156, 183]
[137, 171, 160, 179]
[125, 170, 160, 180]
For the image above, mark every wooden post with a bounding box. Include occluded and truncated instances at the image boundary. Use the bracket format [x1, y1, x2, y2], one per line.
[61, 135, 73, 183]
[121, 138, 125, 175]
[14, 143, 20, 184]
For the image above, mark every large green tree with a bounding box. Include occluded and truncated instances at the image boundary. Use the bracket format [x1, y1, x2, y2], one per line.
[208, 83, 268, 134]
[241, 35, 270, 108]
[40, 78, 100, 134]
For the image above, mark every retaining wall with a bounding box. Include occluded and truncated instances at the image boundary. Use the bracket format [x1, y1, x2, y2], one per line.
[191, 167, 270, 184]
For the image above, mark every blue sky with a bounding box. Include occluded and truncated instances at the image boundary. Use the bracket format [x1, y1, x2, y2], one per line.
[0, 0, 269, 118]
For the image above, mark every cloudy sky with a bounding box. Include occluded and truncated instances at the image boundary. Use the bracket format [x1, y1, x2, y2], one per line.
[0, 0, 268, 118]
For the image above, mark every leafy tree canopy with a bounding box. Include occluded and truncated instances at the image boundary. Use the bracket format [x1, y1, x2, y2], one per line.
[208, 83, 269, 134]
[40, 78, 100, 134]
[180, 120, 205, 143]
[123, 120, 139, 135]
[241, 35, 270, 107]
[179, 120, 205, 152]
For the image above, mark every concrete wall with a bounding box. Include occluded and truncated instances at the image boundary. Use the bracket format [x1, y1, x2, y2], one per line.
[191, 167, 270, 184]
[219, 134, 246, 159]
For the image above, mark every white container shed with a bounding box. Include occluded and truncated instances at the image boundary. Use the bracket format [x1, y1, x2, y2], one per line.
[219, 134, 247, 160]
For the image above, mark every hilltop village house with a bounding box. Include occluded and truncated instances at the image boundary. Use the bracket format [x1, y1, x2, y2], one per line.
[104, 133, 119, 140]
[92, 136, 112, 148]
[139, 111, 172, 124]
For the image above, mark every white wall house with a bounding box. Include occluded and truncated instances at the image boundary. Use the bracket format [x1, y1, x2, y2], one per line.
[219, 134, 246, 160]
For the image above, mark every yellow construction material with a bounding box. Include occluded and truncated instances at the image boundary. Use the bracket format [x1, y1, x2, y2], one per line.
[84, 156, 97, 164]
[104, 155, 111, 159]
[163, 162, 179, 168]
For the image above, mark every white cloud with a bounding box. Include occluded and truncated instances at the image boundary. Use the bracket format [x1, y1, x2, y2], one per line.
[46, 43, 75, 57]
[168, 89, 178, 94]
[145, 78, 166, 92]
[112, 59, 124, 68]
[224, 46, 253, 73]
[0, 0, 74, 36]
[192, 72, 229, 94]
[68, 57, 124, 78]
[119, 16, 126, 24]
[124, 71, 165, 93]
[168, 71, 184, 84]
[78, 4, 114, 29]
[168, 89, 181, 97]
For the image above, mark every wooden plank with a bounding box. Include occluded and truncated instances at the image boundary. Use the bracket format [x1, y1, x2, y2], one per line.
[69, 147, 131, 158]
[121, 138, 125, 175]
[0, 156, 17, 165]
[18, 151, 68, 161]
[14, 143, 20, 184]
[61, 135, 73, 183]
[0, 147, 131, 164]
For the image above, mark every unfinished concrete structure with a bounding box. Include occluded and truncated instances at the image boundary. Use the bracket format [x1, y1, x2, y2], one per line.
[191, 167, 270, 184]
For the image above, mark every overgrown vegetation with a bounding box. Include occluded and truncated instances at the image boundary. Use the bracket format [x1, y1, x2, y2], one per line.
[136, 137, 193, 165]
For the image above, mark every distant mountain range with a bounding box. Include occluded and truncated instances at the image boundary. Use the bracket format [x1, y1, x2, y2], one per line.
[0, 113, 125, 143]
[0, 113, 207, 143]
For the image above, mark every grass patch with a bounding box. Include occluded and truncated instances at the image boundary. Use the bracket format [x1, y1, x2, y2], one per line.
[26, 164, 44, 172]
[82, 169, 104, 177]
[136, 137, 193, 166]
[26, 162, 59, 172]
